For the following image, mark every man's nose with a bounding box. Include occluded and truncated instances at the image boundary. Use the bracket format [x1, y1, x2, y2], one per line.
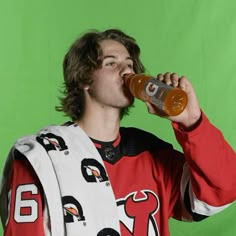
[120, 64, 134, 78]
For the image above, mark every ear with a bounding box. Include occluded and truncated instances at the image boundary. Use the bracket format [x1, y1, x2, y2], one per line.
[82, 85, 90, 90]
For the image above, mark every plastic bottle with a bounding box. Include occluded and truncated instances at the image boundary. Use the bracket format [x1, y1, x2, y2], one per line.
[123, 73, 188, 116]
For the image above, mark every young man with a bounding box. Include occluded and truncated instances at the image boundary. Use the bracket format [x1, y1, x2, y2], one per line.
[0, 29, 236, 236]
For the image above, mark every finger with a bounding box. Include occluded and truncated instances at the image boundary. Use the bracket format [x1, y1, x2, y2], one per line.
[145, 102, 167, 117]
[145, 102, 153, 113]
[170, 73, 179, 87]
[156, 73, 164, 81]
[163, 72, 172, 85]
[178, 76, 188, 91]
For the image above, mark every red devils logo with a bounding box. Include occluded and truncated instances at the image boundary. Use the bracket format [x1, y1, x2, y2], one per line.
[117, 190, 159, 235]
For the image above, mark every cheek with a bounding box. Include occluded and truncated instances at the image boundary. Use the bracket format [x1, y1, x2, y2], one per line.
[93, 77, 111, 90]
[90, 70, 122, 94]
[88, 78, 109, 97]
[94, 74, 119, 90]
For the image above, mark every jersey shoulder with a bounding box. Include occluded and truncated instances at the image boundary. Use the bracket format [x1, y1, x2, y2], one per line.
[119, 127, 172, 156]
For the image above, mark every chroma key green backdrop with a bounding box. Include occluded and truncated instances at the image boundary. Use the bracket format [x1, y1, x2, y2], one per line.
[0, 0, 235, 235]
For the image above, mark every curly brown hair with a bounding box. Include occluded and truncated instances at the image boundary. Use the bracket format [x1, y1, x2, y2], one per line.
[56, 29, 145, 121]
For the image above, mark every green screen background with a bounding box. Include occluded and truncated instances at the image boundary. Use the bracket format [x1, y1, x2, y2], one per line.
[0, 0, 235, 235]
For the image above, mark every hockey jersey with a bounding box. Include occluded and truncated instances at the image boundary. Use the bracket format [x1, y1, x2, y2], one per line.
[1, 112, 236, 236]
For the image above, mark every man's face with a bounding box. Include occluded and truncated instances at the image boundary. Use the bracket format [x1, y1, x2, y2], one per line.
[86, 39, 135, 111]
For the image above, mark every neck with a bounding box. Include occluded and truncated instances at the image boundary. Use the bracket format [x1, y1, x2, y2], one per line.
[76, 108, 121, 142]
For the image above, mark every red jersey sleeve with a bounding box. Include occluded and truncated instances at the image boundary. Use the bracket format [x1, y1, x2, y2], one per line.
[172, 112, 236, 206]
[3, 157, 45, 236]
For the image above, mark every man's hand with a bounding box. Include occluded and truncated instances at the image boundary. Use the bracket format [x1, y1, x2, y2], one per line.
[146, 72, 201, 130]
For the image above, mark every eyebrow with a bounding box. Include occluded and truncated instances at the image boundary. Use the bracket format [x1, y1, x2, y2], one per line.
[103, 55, 133, 61]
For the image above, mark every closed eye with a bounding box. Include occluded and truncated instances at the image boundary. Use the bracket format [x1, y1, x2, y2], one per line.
[127, 64, 133, 69]
[105, 61, 116, 67]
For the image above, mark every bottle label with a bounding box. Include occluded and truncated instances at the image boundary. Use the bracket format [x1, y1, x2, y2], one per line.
[143, 78, 170, 109]
[145, 81, 159, 96]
